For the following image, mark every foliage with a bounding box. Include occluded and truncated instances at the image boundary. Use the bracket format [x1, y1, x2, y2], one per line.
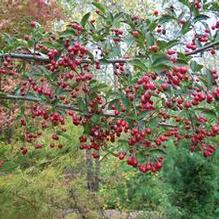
[0, 0, 219, 218]
[164, 141, 219, 219]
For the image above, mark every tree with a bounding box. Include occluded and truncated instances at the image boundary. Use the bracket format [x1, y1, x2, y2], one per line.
[0, 0, 219, 181]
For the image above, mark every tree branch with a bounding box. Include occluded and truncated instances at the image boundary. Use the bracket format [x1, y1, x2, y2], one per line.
[0, 53, 130, 64]
[0, 94, 177, 127]
[0, 94, 80, 112]
[0, 94, 115, 117]
[0, 40, 218, 64]
[0, 53, 49, 62]
[185, 40, 219, 56]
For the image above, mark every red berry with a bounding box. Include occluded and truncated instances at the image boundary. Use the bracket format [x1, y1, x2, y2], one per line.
[145, 128, 151, 134]
[153, 10, 159, 16]
[184, 101, 192, 108]
[212, 125, 219, 134]
[177, 97, 184, 105]
[179, 66, 188, 74]
[92, 152, 100, 159]
[132, 31, 140, 37]
[31, 21, 37, 28]
[167, 49, 176, 55]
[35, 144, 43, 149]
[118, 152, 126, 160]
[160, 82, 169, 91]
[139, 164, 147, 173]
[127, 157, 138, 167]
[21, 147, 28, 155]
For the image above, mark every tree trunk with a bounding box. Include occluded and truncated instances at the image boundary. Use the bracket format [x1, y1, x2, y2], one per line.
[85, 150, 100, 192]
[86, 150, 94, 191]
[93, 156, 100, 192]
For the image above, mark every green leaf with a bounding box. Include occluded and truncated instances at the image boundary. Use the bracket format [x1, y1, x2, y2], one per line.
[150, 54, 173, 71]
[0, 99, 10, 109]
[106, 12, 114, 25]
[123, 13, 135, 28]
[59, 133, 72, 141]
[206, 69, 213, 88]
[198, 69, 212, 89]
[2, 33, 13, 44]
[92, 2, 107, 14]
[60, 29, 75, 38]
[148, 20, 158, 31]
[148, 117, 159, 129]
[98, 58, 110, 64]
[181, 21, 192, 34]
[176, 58, 189, 65]
[0, 161, 18, 173]
[92, 32, 105, 42]
[194, 107, 217, 120]
[158, 40, 178, 50]
[131, 58, 148, 71]
[190, 60, 197, 72]
[117, 139, 128, 144]
[114, 12, 124, 20]
[90, 80, 109, 91]
[77, 97, 87, 113]
[214, 31, 219, 41]
[91, 114, 101, 123]
[84, 123, 92, 135]
[108, 97, 121, 109]
[209, 2, 219, 12]
[145, 33, 155, 46]
[151, 54, 169, 66]
[178, 52, 190, 64]
[42, 41, 62, 49]
[179, 0, 190, 7]
[133, 31, 145, 48]
[159, 14, 176, 24]
[151, 62, 173, 71]
[87, 50, 95, 61]
[81, 12, 91, 27]
[190, 60, 203, 72]
[148, 148, 166, 155]
[193, 14, 209, 23]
